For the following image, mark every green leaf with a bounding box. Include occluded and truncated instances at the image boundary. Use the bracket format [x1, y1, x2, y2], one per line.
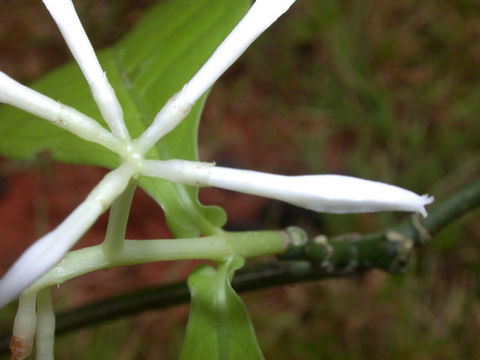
[180, 258, 265, 360]
[0, 0, 250, 237]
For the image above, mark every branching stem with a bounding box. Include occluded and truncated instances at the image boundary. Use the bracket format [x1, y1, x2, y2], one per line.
[26, 231, 287, 294]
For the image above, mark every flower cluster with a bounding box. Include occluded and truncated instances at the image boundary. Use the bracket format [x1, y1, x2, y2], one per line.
[0, 0, 433, 313]
[0, 0, 432, 358]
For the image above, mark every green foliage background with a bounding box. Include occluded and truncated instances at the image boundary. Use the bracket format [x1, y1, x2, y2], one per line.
[1, 0, 480, 359]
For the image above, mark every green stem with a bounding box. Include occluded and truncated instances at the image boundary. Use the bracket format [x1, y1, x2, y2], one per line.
[102, 180, 136, 257]
[25, 231, 287, 294]
[226, 231, 287, 258]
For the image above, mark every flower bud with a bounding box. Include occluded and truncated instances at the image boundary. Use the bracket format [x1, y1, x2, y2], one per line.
[141, 160, 433, 216]
[205, 169, 433, 217]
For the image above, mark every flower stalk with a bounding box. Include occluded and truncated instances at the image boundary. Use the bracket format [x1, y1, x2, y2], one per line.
[26, 231, 287, 294]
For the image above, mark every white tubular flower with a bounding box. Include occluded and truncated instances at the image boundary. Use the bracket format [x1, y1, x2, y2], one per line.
[135, 89, 193, 154]
[35, 289, 56, 360]
[0, 163, 135, 308]
[182, 0, 296, 105]
[42, 0, 130, 140]
[0, 71, 123, 153]
[141, 160, 434, 217]
[10, 293, 37, 360]
[135, 0, 297, 154]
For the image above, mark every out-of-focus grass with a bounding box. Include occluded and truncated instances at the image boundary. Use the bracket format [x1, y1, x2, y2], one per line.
[1, 0, 480, 359]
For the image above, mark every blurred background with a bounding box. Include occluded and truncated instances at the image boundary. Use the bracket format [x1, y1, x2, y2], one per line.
[1, 0, 480, 358]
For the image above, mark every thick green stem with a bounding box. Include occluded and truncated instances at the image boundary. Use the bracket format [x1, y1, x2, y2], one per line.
[102, 181, 136, 258]
[25, 231, 287, 294]
[227, 231, 287, 258]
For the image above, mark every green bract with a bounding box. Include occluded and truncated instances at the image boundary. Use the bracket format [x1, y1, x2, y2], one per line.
[180, 258, 265, 360]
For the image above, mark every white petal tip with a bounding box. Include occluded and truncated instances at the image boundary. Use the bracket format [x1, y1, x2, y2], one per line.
[422, 194, 435, 205]
[418, 194, 434, 218]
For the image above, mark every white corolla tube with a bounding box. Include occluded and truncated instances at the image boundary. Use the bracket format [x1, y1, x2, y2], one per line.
[136, 0, 297, 153]
[10, 293, 37, 360]
[141, 160, 434, 217]
[35, 289, 56, 360]
[0, 163, 135, 308]
[0, 71, 124, 153]
[182, 0, 297, 105]
[42, 0, 130, 140]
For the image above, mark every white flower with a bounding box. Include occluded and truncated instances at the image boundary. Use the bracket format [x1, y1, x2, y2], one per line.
[0, 0, 432, 312]
[0, 0, 299, 310]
